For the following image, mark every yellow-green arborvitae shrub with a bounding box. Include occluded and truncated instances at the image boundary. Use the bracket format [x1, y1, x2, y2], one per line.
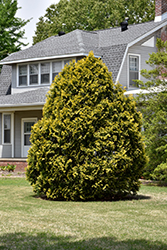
[26, 52, 147, 201]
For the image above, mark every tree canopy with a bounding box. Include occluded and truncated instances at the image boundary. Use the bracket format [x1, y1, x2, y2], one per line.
[26, 52, 147, 201]
[0, 0, 29, 61]
[33, 0, 155, 44]
[136, 38, 167, 179]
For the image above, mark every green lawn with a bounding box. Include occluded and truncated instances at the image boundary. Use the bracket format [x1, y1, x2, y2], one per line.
[0, 178, 167, 250]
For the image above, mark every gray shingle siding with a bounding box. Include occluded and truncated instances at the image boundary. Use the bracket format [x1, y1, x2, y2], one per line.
[0, 65, 12, 96]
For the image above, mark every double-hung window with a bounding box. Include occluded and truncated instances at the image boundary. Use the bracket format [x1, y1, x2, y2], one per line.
[3, 114, 11, 144]
[129, 55, 139, 88]
[19, 65, 27, 86]
[30, 64, 38, 85]
[41, 63, 50, 84]
[18, 58, 74, 86]
[52, 61, 62, 81]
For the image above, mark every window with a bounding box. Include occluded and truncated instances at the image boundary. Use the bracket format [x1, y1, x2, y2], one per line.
[129, 55, 139, 88]
[24, 121, 35, 146]
[3, 114, 11, 143]
[18, 59, 74, 87]
[41, 63, 50, 84]
[52, 61, 62, 80]
[19, 65, 27, 86]
[30, 64, 38, 85]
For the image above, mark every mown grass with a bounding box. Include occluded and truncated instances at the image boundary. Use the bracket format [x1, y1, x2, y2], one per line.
[0, 178, 167, 250]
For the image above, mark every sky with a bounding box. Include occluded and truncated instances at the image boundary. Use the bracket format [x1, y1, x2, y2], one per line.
[16, 0, 59, 48]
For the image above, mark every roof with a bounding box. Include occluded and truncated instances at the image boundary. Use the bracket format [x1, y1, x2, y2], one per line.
[0, 87, 49, 108]
[1, 19, 167, 83]
[0, 18, 167, 104]
[1, 19, 167, 65]
[0, 30, 101, 64]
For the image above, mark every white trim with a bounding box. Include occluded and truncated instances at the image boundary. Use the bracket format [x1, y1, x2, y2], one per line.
[155, 12, 167, 22]
[0, 53, 100, 65]
[116, 20, 167, 83]
[0, 104, 44, 112]
[2, 113, 14, 157]
[116, 46, 129, 83]
[141, 36, 154, 47]
[128, 20, 167, 47]
[21, 118, 37, 158]
[127, 53, 141, 89]
[2, 113, 12, 145]
[0, 103, 45, 108]
[11, 113, 14, 158]
[17, 58, 76, 88]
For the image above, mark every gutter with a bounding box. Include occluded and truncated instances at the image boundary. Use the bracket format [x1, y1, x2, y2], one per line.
[0, 52, 101, 65]
[0, 102, 45, 112]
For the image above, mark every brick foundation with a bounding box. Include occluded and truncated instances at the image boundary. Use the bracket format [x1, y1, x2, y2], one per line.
[0, 159, 27, 172]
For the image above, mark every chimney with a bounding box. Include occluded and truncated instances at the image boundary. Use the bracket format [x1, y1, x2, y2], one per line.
[120, 18, 129, 32]
[58, 31, 65, 36]
[155, 0, 167, 22]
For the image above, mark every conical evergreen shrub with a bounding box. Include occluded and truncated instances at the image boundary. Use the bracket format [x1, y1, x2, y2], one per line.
[26, 52, 147, 200]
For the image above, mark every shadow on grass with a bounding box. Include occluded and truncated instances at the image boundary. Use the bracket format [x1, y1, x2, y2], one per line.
[32, 193, 151, 202]
[0, 233, 166, 250]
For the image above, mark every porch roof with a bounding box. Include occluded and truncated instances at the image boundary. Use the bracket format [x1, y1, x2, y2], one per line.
[0, 87, 49, 111]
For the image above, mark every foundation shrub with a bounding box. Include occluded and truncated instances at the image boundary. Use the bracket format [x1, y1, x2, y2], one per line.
[26, 52, 147, 200]
[151, 162, 167, 182]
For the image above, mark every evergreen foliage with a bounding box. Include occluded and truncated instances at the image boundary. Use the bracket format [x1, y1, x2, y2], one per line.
[151, 162, 167, 182]
[33, 0, 155, 44]
[136, 39, 167, 179]
[0, 0, 29, 61]
[26, 52, 147, 201]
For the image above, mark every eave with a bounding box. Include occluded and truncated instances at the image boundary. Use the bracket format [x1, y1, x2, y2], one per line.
[0, 103, 44, 112]
[0, 52, 101, 65]
[116, 19, 167, 83]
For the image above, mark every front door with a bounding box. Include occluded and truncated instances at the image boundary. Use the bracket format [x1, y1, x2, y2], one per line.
[22, 118, 37, 157]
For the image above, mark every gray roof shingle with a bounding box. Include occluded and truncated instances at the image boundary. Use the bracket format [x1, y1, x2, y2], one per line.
[0, 87, 49, 106]
[0, 30, 101, 63]
[1, 19, 167, 105]
[1, 19, 167, 65]
[0, 65, 12, 96]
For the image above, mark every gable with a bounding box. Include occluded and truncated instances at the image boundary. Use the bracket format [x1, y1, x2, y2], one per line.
[141, 36, 155, 47]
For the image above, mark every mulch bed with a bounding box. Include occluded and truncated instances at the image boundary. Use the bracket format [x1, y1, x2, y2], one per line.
[0, 170, 26, 178]
[140, 178, 167, 186]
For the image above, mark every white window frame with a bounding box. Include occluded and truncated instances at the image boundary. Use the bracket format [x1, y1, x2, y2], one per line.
[29, 63, 39, 85]
[127, 53, 141, 89]
[21, 118, 37, 157]
[2, 113, 14, 157]
[17, 58, 75, 87]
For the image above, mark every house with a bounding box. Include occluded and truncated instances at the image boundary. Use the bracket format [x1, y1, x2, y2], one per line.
[0, 0, 167, 168]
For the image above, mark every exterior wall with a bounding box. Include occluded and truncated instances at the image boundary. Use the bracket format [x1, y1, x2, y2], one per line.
[11, 56, 83, 94]
[119, 33, 159, 89]
[0, 113, 2, 144]
[161, 25, 167, 41]
[0, 145, 12, 158]
[0, 113, 12, 158]
[0, 110, 42, 158]
[14, 110, 42, 157]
